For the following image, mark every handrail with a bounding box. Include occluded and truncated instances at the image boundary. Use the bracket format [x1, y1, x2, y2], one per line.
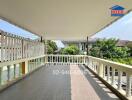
[88, 56, 132, 99]
[89, 56, 132, 73]
[0, 55, 46, 89]
[0, 53, 132, 99]
[45, 55, 88, 64]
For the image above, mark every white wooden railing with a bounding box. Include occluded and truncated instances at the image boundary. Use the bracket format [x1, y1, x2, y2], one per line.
[88, 56, 132, 99]
[0, 53, 132, 99]
[0, 30, 45, 62]
[45, 55, 88, 64]
[0, 55, 46, 88]
[45, 55, 132, 99]
[0, 30, 46, 90]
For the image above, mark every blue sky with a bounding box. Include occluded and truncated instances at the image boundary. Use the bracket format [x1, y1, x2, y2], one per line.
[0, 19, 39, 39]
[92, 12, 132, 41]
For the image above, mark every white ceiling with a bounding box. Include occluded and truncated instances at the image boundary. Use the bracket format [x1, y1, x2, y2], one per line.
[0, 0, 132, 40]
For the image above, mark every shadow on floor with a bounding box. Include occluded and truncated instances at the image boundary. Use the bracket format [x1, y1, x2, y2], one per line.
[78, 65, 120, 100]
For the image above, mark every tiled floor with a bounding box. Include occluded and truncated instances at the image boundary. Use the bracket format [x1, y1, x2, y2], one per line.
[0, 64, 120, 100]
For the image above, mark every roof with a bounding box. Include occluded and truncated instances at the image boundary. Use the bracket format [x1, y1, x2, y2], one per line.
[0, 0, 132, 41]
[110, 5, 125, 10]
[116, 40, 129, 46]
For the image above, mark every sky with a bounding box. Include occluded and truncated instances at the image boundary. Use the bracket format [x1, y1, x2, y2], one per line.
[0, 19, 39, 39]
[0, 11, 132, 48]
[91, 12, 132, 41]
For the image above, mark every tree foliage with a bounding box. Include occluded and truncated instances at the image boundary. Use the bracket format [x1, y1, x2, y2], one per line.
[61, 44, 79, 55]
[89, 39, 130, 59]
[129, 47, 132, 56]
[47, 40, 58, 54]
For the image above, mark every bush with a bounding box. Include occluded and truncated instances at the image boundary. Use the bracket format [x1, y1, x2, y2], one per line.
[89, 38, 131, 65]
[61, 45, 79, 55]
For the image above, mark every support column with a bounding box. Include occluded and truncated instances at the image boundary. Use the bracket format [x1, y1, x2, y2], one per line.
[21, 61, 28, 75]
[87, 36, 89, 55]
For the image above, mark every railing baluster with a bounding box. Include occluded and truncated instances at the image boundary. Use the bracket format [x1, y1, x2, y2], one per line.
[77, 56, 78, 64]
[111, 68, 116, 86]
[52, 55, 53, 63]
[19, 63, 22, 76]
[97, 63, 103, 77]
[0, 67, 2, 85]
[62, 56, 64, 64]
[7, 65, 10, 81]
[8, 35, 11, 61]
[1, 32, 4, 62]
[63, 56, 66, 63]
[103, 65, 105, 79]
[107, 66, 110, 82]
[14, 64, 16, 78]
[72, 56, 73, 64]
[68, 56, 69, 64]
[126, 74, 132, 97]
[118, 71, 122, 90]
[11, 34, 14, 60]
[5, 33, 8, 61]
[84, 56, 85, 64]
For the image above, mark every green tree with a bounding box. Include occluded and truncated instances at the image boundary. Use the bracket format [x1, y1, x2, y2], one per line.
[47, 40, 58, 51]
[129, 47, 132, 56]
[47, 45, 54, 54]
[61, 45, 79, 55]
[89, 39, 130, 59]
[47, 40, 58, 54]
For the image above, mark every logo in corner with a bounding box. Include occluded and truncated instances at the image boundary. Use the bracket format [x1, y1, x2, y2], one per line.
[110, 5, 125, 17]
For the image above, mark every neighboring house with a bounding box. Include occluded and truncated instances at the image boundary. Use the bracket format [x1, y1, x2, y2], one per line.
[62, 38, 97, 53]
[62, 38, 132, 54]
[116, 40, 132, 47]
[127, 42, 132, 47]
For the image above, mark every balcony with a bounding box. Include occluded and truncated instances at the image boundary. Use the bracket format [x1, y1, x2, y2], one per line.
[0, 31, 132, 100]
